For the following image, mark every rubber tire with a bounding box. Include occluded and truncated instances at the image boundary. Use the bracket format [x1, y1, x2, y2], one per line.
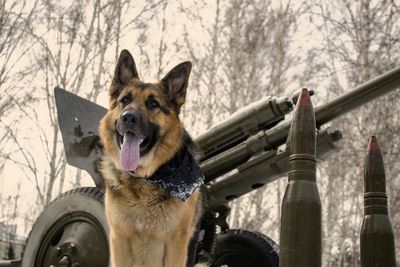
[21, 187, 109, 267]
[212, 229, 279, 267]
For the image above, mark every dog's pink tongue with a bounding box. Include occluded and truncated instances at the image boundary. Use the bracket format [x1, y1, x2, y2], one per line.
[120, 132, 140, 171]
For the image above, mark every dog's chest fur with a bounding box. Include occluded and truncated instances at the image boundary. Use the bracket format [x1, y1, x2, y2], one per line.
[102, 156, 198, 237]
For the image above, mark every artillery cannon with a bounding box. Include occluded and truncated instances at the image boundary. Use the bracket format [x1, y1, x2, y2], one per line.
[3, 66, 400, 266]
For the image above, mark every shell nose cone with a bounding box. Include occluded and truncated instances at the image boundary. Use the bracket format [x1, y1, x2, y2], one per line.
[367, 136, 380, 152]
[289, 88, 316, 155]
[297, 88, 312, 107]
[364, 136, 386, 193]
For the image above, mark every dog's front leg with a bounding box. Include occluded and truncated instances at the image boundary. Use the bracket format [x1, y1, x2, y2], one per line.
[109, 231, 134, 267]
[111, 230, 166, 267]
[163, 228, 192, 267]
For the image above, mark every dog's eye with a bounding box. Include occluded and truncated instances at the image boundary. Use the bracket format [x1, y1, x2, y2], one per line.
[146, 98, 159, 110]
[120, 95, 132, 105]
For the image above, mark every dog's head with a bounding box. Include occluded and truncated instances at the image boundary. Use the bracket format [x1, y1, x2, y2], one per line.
[99, 50, 191, 176]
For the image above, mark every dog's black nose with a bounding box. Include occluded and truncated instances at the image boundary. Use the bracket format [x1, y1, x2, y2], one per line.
[121, 110, 140, 128]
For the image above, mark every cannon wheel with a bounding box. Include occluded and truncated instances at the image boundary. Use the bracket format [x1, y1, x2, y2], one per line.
[211, 229, 279, 267]
[21, 187, 109, 267]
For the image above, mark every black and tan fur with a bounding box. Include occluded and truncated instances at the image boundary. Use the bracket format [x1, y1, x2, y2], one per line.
[99, 50, 202, 267]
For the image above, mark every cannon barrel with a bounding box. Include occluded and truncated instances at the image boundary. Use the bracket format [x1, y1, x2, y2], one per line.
[200, 66, 400, 180]
[207, 126, 342, 208]
[196, 96, 293, 161]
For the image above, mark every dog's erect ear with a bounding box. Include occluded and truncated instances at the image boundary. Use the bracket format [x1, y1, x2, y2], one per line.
[161, 61, 192, 106]
[111, 50, 138, 96]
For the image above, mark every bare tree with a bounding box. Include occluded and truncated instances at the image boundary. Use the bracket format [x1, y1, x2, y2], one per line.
[221, 0, 301, 234]
[312, 0, 400, 264]
[179, 0, 303, 238]
[4, 0, 164, 211]
[0, 0, 38, 114]
[0, 0, 39, 176]
[178, 0, 224, 131]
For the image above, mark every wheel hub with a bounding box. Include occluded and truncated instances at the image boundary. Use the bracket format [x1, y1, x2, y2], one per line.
[36, 213, 108, 267]
[51, 242, 80, 267]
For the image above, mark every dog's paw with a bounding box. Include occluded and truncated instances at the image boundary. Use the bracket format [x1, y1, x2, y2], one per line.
[194, 263, 210, 267]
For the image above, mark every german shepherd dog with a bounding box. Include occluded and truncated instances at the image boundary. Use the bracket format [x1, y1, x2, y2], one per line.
[99, 50, 204, 267]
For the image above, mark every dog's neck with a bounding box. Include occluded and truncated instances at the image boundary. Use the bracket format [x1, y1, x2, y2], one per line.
[127, 145, 204, 201]
[122, 129, 204, 201]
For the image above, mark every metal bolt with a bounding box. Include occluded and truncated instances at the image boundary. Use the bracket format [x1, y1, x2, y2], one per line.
[68, 243, 76, 254]
[58, 256, 71, 267]
[54, 246, 62, 257]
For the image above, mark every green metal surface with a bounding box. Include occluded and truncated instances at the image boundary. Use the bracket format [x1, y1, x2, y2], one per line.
[196, 96, 293, 161]
[200, 66, 400, 180]
[279, 89, 321, 267]
[55, 87, 107, 188]
[207, 127, 342, 208]
[360, 137, 396, 267]
[0, 261, 20, 267]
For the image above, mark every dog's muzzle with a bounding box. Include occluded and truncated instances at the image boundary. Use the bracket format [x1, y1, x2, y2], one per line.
[115, 109, 159, 171]
[116, 109, 144, 171]
[118, 109, 142, 135]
